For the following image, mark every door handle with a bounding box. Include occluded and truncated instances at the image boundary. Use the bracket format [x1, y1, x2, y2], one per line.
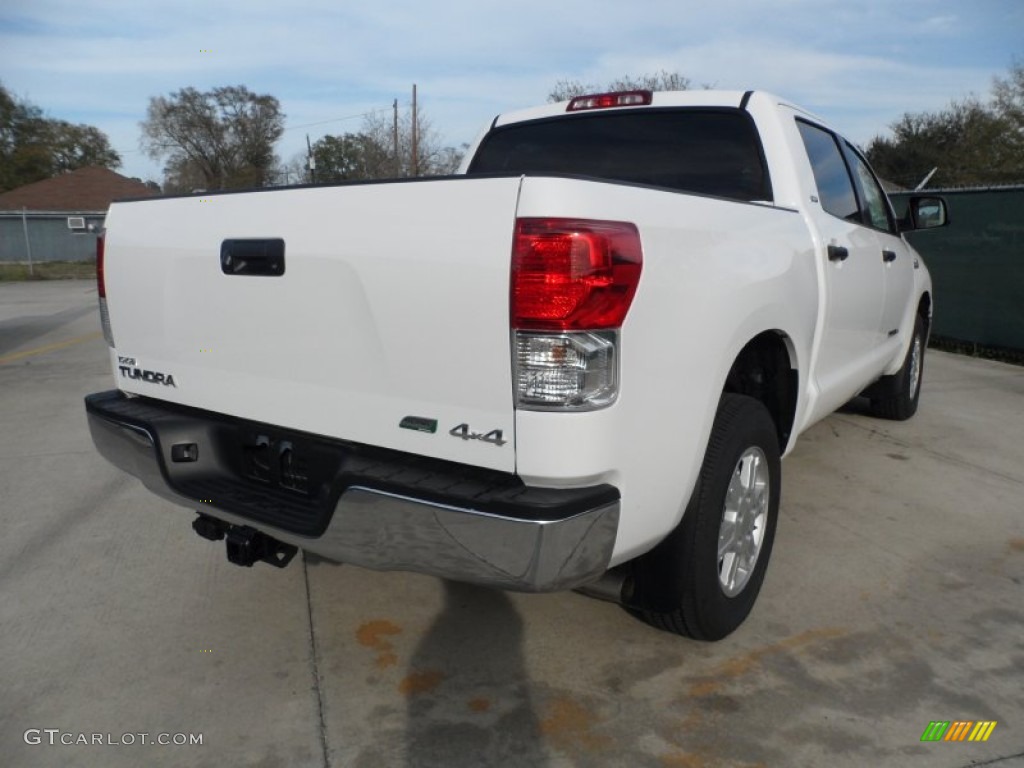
[827, 245, 849, 262]
[882, 249, 897, 263]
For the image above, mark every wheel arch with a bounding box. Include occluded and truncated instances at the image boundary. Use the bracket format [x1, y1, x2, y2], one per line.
[918, 291, 932, 336]
[722, 331, 799, 452]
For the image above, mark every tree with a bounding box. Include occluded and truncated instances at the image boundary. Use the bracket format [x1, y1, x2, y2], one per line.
[866, 99, 1014, 188]
[160, 156, 208, 194]
[866, 62, 1024, 189]
[1, 81, 121, 193]
[141, 85, 284, 192]
[308, 133, 393, 182]
[272, 154, 309, 187]
[361, 105, 464, 177]
[282, 101, 464, 185]
[45, 121, 121, 174]
[548, 70, 692, 103]
[0, 85, 48, 192]
[992, 61, 1024, 165]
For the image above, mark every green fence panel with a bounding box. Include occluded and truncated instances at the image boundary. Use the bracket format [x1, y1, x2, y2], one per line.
[892, 187, 1024, 352]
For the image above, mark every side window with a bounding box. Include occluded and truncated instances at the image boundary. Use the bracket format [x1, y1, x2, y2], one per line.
[796, 120, 859, 223]
[843, 144, 895, 233]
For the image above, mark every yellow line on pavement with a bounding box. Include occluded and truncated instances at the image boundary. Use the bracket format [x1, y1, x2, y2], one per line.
[0, 331, 103, 365]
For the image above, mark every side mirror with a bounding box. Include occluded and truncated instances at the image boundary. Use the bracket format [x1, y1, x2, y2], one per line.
[901, 196, 949, 231]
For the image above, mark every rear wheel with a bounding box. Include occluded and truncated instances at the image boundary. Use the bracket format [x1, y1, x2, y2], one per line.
[629, 394, 780, 640]
[868, 314, 925, 421]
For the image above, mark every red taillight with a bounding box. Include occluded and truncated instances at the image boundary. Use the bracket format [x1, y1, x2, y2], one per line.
[96, 231, 115, 347]
[566, 90, 653, 112]
[511, 218, 642, 331]
[96, 232, 106, 298]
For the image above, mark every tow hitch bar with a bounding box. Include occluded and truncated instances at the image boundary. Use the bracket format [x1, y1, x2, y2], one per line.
[192, 514, 298, 569]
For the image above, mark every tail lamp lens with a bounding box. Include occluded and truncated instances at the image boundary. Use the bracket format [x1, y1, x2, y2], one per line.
[511, 218, 642, 331]
[514, 331, 617, 410]
[96, 233, 106, 299]
[511, 218, 641, 410]
[96, 233, 114, 347]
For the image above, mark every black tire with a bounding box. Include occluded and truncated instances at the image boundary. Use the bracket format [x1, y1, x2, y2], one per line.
[868, 314, 925, 421]
[628, 394, 781, 640]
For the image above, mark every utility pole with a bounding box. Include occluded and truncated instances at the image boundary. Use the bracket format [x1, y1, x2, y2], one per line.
[411, 84, 419, 178]
[306, 134, 316, 184]
[393, 99, 400, 176]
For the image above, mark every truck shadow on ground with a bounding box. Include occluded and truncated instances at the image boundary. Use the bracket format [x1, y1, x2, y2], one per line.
[402, 581, 547, 768]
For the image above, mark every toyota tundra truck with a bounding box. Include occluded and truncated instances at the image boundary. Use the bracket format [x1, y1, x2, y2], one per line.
[85, 90, 945, 639]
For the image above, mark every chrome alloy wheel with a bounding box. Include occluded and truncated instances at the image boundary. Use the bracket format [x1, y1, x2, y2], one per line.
[909, 334, 922, 396]
[717, 447, 770, 597]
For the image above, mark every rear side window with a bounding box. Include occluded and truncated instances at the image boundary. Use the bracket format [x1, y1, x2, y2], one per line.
[467, 109, 772, 203]
[796, 120, 859, 222]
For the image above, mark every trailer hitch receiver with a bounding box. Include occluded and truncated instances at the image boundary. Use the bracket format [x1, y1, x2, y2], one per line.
[193, 514, 297, 568]
[225, 525, 297, 568]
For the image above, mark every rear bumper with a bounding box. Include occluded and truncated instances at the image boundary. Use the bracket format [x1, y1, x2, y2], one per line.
[85, 391, 619, 592]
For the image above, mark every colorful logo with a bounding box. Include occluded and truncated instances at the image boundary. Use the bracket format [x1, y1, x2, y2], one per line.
[921, 721, 997, 742]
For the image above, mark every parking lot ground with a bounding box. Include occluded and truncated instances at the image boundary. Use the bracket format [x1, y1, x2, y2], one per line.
[1, 280, 1022, 767]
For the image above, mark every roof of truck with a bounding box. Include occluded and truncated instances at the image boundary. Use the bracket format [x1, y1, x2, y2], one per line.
[494, 90, 757, 127]
[491, 89, 830, 132]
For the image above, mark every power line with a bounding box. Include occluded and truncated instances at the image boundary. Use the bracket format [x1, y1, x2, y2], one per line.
[282, 106, 393, 133]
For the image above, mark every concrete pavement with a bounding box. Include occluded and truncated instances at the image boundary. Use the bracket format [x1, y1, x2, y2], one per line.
[1, 280, 1021, 767]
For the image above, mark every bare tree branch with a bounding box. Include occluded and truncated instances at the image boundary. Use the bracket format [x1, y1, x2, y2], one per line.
[141, 85, 284, 192]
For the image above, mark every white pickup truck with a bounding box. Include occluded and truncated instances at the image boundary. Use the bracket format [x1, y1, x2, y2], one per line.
[85, 90, 945, 639]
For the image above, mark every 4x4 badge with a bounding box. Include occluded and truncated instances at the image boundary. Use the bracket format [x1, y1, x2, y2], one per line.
[449, 423, 507, 447]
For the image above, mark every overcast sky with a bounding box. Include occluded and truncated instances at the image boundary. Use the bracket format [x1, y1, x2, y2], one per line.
[1, 0, 1020, 184]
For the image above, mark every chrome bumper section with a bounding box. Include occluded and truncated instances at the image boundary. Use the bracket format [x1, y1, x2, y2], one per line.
[86, 393, 619, 592]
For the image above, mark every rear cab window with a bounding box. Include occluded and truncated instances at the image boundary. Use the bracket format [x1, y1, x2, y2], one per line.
[467, 109, 773, 203]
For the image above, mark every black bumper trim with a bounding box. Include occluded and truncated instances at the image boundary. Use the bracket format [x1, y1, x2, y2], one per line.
[84, 391, 620, 537]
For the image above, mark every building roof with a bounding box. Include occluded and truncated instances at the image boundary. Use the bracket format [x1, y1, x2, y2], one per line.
[0, 166, 159, 212]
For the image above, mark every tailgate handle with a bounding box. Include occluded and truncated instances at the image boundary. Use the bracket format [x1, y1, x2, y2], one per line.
[221, 239, 285, 276]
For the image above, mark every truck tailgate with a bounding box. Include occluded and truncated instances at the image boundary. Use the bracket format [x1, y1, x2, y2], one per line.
[103, 177, 523, 472]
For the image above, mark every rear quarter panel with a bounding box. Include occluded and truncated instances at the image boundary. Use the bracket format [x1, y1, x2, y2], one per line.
[513, 177, 818, 563]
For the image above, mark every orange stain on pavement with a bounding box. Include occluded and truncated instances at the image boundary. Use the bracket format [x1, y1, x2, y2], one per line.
[355, 619, 402, 669]
[398, 670, 444, 695]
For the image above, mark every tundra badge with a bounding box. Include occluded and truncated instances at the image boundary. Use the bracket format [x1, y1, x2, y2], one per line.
[118, 364, 177, 387]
